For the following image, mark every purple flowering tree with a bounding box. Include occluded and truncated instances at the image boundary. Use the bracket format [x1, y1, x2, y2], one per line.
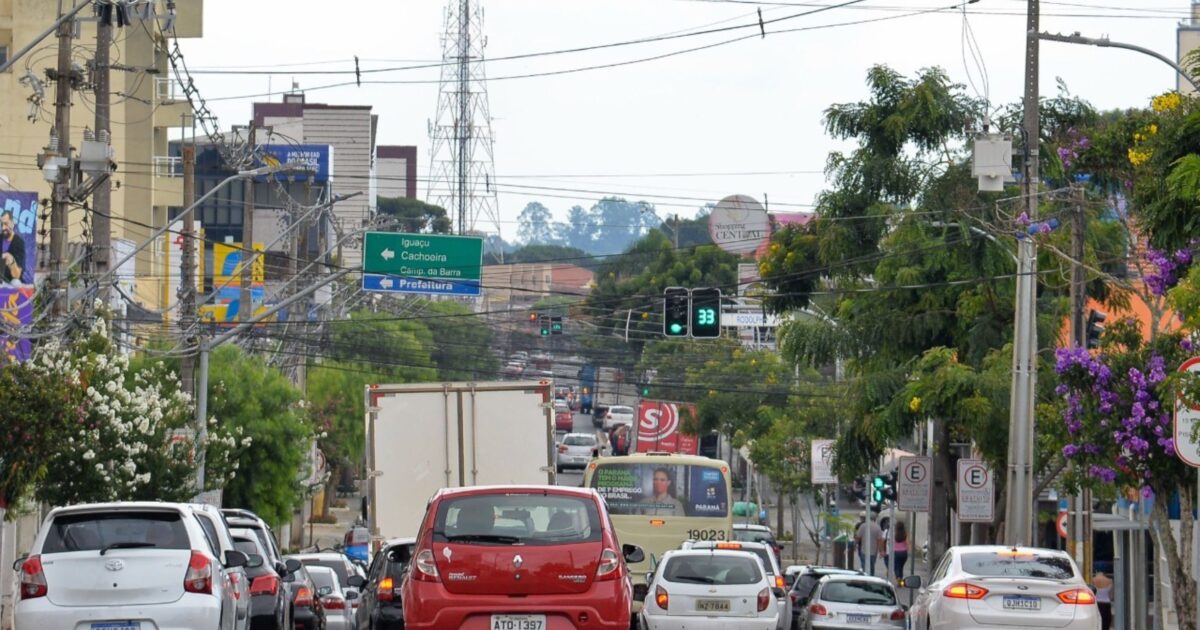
[1053, 318, 1197, 628]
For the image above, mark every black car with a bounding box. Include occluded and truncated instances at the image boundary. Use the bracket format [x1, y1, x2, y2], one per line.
[231, 529, 297, 630]
[354, 538, 415, 630]
[787, 565, 863, 630]
[284, 564, 327, 630]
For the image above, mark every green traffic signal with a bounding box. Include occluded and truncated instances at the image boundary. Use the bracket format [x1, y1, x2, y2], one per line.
[669, 323, 684, 335]
[872, 475, 885, 490]
[872, 489, 883, 503]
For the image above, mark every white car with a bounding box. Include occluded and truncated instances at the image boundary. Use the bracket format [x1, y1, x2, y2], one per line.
[306, 565, 356, 630]
[288, 551, 367, 616]
[556, 432, 599, 471]
[602, 405, 635, 430]
[907, 545, 1101, 630]
[796, 574, 906, 629]
[682, 540, 791, 630]
[192, 503, 252, 630]
[641, 549, 780, 630]
[15, 501, 247, 630]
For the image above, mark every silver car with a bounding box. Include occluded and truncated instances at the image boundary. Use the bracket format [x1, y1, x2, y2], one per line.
[796, 574, 906, 629]
[306, 565, 356, 630]
[556, 432, 598, 471]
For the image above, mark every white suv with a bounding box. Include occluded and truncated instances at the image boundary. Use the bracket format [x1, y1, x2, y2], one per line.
[15, 501, 248, 630]
[681, 540, 791, 630]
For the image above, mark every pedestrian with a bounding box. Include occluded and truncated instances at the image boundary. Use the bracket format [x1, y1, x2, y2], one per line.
[1093, 567, 1113, 630]
[854, 512, 884, 577]
[890, 520, 909, 581]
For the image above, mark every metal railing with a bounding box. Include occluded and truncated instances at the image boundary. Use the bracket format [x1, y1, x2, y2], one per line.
[153, 155, 182, 178]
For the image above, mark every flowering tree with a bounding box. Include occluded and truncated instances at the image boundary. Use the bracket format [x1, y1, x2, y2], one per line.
[0, 355, 81, 513]
[30, 316, 249, 506]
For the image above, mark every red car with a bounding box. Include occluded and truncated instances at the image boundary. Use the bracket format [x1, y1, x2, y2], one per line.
[555, 409, 574, 432]
[402, 485, 643, 630]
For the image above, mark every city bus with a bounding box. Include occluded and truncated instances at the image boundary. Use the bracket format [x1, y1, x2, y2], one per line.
[583, 452, 733, 605]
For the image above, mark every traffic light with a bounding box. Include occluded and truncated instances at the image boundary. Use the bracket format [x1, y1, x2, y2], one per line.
[640, 383, 651, 397]
[881, 471, 897, 503]
[539, 315, 551, 336]
[690, 288, 722, 338]
[1086, 309, 1106, 349]
[871, 475, 886, 504]
[528, 311, 539, 322]
[550, 316, 564, 335]
[663, 287, 690, 337]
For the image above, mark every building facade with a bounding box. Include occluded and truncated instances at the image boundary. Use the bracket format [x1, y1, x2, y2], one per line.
[1179, 2, 1200, 94]
[377, 145, 417, 200]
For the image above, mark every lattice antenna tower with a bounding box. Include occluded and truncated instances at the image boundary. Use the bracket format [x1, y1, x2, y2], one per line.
[427, 0, 499, 235]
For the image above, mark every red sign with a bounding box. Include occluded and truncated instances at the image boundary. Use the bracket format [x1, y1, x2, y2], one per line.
[635, 400, 698, 455]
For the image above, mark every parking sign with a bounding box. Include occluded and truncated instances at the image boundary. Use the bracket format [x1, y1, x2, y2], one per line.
[898, 456, 932, 512]
[956, 459, 995, 522]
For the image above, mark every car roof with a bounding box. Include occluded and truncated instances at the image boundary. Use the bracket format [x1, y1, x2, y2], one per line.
[665, 549, 769, 562]
[819, 574, 895, 586]
[290, 552, 350, 562]
[689, 540, 773, 550]
[305, 565, 337, 576]
[49, 501, 195, 516]
[563, 432, 596, 439]
[434, 485, 599, 500]
[383, 537, 418, 547]
[733, 523, 772, 531]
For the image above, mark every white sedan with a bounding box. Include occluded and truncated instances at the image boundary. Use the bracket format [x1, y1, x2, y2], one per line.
[907, 545, 1101, 630]
[640, 549, 780, 630]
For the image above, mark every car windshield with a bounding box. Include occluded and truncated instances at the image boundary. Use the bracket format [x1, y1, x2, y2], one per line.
[733, 529, 775, 545]
[433, 493, 601, 545]
[664, 555, 762, 585]
[43, 511, 189, 553]
[564, 435, 596, 447]
[309, 569, 338, 592]
[610, 406, 633, 414]
[820, 581, 896, 606]
[233, 539, 259, 557]
[961, 552, 1075, 580]
[301, 559, 351, 585]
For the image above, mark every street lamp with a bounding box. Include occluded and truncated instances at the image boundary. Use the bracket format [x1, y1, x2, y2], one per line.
[1039, 32, 1200, 92]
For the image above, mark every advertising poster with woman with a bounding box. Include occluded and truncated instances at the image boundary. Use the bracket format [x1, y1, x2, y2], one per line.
[0, 192, 37, 361]
[590, 462, 728, 518]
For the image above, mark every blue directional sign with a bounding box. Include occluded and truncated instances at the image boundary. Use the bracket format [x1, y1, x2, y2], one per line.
[362, 273, 482, 296]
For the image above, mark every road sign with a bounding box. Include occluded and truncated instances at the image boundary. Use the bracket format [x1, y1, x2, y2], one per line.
[1056, 510, 1070, 539]
[811, 439, 837, 485]
[1174, 357, 1200, 467]
[897, 456, 933, 512]
[362, 232, 483, 296]
[956, 459, 995, 523]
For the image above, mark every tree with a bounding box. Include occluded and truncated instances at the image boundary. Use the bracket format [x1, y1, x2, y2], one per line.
[517, 202, 557, 244]
[328, 310, 439, 379]
[557, 205, 598, 251]
[377, 197, 452, 234]
[505, 244, 591, 269]
[418, 301, 498, 380]
[0, 356, 81, 511]
[207, 345, 312, 526]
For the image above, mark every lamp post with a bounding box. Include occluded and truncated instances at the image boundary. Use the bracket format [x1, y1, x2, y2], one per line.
[1039, 32, 1200, 93]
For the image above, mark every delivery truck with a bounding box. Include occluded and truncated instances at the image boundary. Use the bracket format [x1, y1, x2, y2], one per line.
[364, 380, 556, 541]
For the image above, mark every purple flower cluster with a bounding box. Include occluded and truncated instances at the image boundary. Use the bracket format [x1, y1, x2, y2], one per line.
[1056, 128, 1091, 171]
[1144, 247, 1194, 297]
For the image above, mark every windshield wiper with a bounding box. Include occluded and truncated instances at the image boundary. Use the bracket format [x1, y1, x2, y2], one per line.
[674, 575, 716, 584]
[444, 534, 522, 544]
[100, 542, 156, 555]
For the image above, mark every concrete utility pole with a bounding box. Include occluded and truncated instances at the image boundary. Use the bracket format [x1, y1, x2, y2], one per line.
[240, 124, 256, 322]
[1004, 0, 1040, 547]
[92, 6, 113, 303]
[49, 9, 74, 318]
[1067, 184, 1094, 580]
[180, 145, 197, 396]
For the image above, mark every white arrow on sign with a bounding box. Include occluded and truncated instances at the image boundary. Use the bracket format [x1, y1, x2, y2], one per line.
[381, 248, 395, 260]
[380, 277, 394, 289]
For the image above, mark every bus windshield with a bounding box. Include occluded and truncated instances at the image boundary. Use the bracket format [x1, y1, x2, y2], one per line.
[588, 462, 729, 518]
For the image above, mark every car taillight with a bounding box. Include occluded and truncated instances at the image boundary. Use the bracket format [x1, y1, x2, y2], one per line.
[757, 587, 771, 612]
[414, 549, 440, 581]
[595, 549, 620, 580]
[655, 586, 669, 610]
[322, 596, 346, 610]
[808, 603, 828, 616]
[249, 575, 280, 596]
[890, 608, 906, 620]
[943, 582, 989, 600]
[775, 575, 785, 589]
[19, 555, 47, 600]
[559, 445, 569, 453]
[294, 586, 313, 608]
[1059, 588, 1097, 605]
[377, 576, 395, 602]
[184, 551, 213, 594]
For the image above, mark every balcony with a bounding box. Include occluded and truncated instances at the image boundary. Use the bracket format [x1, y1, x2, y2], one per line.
[153, 155, 181, 178]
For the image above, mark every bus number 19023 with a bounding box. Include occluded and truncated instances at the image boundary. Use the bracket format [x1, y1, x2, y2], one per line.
[686, 528, 727, 541]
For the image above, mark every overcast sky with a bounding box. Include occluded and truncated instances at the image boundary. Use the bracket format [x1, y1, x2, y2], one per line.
[183, 0, 1192, 237]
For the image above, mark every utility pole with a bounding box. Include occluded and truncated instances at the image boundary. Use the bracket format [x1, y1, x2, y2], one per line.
[456, 0, 470, 235]
[1067, 184, 1093, 580]
[1004, 0, 1040, 547]
[240, 124, 256, 322]
[49, 9, 74, 318]
[92, 5, 113, 304]
[180, 145, 197, 396]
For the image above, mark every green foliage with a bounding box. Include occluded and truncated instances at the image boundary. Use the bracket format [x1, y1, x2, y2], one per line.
[207, 345, 311, 526]
[329, 310, 438, 380]
[0, 357, 80, 511]
[307, 363, 369, 473]
[418, 301, 498, 380]
[376, 197, 452, 234]
[758, 224, 822, 313]
[504, 244, 592, 269]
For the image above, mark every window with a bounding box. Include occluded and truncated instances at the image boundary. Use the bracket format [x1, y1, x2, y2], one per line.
[0, 46, 9, 69]
[819, 580, 897, 606]
[433, 493, 601, 545]
[564, 434, 596, 447]
[193, 513, 223, 556]
[664, 555, 762, 585]
[589, 463, 729, 518]
[43, 511, 190, 553]
[960, 552, 1075, 580]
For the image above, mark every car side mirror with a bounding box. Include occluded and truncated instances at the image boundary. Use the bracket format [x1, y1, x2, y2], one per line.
[346, 590, 360, 601]
[224, 550, 249, 568]
[348, 575, 367, 589]
[284, 558, 302, 573]
[245, 554, 264, 569]
[645, 571, 655, 585]
[773, 587, 786, 599]
[623, 544, 645, 564]
[899, 575, 922, 589]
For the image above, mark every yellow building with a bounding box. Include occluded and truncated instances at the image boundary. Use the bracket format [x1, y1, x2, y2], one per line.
[0, 0, 203, 309]
[1179, 1, 1200, 95]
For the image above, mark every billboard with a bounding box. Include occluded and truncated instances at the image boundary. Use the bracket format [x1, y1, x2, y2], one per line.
[635, 400, 699, 455]
[708, 194, 770, 256]
[0, 192, 38, 362]
[588, 462, 729, 518]
[253, 144, 332, 183]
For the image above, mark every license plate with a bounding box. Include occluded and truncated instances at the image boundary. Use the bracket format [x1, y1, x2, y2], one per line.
[846, 613, 872, 623]
[696, 599, 731, 612]
[92, 624, 139, 630]
[1003, 595, 1041, 611]
[491, 614, 546, 630]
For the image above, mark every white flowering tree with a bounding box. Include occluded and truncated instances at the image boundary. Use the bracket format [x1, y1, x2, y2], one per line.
[31, 316, 251, 506]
